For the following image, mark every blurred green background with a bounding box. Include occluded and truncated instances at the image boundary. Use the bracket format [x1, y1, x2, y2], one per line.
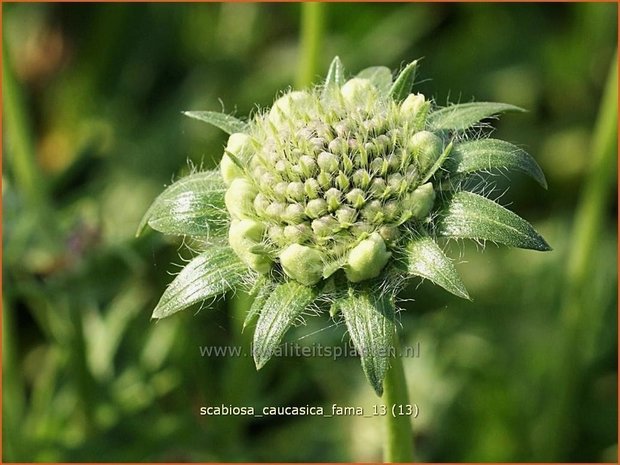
[2, 2, 617, 462]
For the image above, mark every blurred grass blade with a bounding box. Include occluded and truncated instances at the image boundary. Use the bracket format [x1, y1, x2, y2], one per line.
[253, 281, 317, 369]
[446, 139, 547, 188]
[389, 60, 418, 101]
[357, 66, 392, 96]
[137, 171, 228, 237]
[339, 288, 396, 396]
[153, 246, 246, 319]
[436, 191, 551, 251]
[429, 102, 524, 131]
[296, 2, 325, 88]
[243, 277, 273, 330]
[322, 55, 345, 98]
[183, 111, 248, 134]
[406, 235, 470, 299]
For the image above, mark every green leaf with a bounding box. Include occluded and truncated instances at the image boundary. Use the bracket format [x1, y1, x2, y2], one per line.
[243, 277, 273, 330]
[436, 191, 551, 251]
[429, 102, 524, 131]
[153, 246, 247, 319]
[322, 56, 345, 99]
[339, 288, 396, 396]
[137, 171, 228, 237]
[253, 281, 317, 369]
[183, 111, 248, 134]
[357, 66, 392, 96]
[447, 139, 547, 188]
[389, 60, 418, 101]
[405, 235, 470, 299]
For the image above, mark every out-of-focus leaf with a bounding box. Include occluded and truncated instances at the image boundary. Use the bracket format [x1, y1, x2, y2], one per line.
[436, 191, 551, 251]
[152, 246, 246, 319]
[357, 66, 392, 96]
[253, 281, 317, 369]
[405, 235, 470, 299]
[389, 60, 418, 101]
[339, 288, 395, 396]
[447, 139, 547, 188]
[183, 111, 248, 134]
[137, 171, 228, 237]
[429, 102, 524, 131]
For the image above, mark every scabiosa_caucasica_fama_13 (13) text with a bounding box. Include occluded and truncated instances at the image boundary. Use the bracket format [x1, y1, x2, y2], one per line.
[138, 57, 551, 395]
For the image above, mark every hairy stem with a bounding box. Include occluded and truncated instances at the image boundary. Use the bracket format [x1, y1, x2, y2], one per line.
[296, 2, 325, 89]
[383, 333, 414, 462]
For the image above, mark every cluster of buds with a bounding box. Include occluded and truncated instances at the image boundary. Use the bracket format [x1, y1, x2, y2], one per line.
[222, 76, 449, 286]
[140, 57, 550, 395]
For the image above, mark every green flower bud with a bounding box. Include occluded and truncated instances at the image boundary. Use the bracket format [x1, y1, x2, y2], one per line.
[317, 171, 332, 190]
[221, 133, 252, 185]
[225, 178, 257, 220]
[312, 216, 339, 238]
[286, 181, 305, 202]
[283, 203, 306, 224]
[284, 223, 312, 243]
[341, 78, 378, 107]
[405, 182, 436, 219]
[345, 232, 391, 282]
[299, 155, 318, 178]
[325, 188, 343, 212]
[304, 178, 320, 199]
[229, 219, 272, 274]
[317, 151, 339, 173]
[345, 188, 366, 208]
[352, 169, 371, 189]
[401, 93, 426, 117]
[269, 91, 312, 126]
[279, 244, 324, 286]
[409, 130, 443, 174]
[306, 198, 328, 218]
[336, 206, 357, 226]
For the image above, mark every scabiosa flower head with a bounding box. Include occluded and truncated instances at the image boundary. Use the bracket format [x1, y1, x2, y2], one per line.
[139, 58, 550, 395]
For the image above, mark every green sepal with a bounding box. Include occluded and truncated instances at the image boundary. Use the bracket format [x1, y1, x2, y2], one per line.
[253, 281, 318, 369]
[357, 66, 392, 97]
[405, 235, 470, 300]
[339, 287, 396, 396]
[447, 139, 547, 188]
[243, 276, 273, 330]
[429, 102, 524, 131]
[152, 246, 247, 319]
[389, 60, 418, 101]
[435, 191, 551, 251]
[322, 56, 345, 100]
[183, 111, 248, 135]
[137, 171, 228, 237]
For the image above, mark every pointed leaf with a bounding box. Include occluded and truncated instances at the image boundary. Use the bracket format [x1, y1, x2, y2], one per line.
[429, 102, 524, 131]
[389, 60, 418, 101]
[406, 236, 470, 299]
[447, 139, 547, 188]
[243, 277, 273, 330]
[357, 66, 392, 96]
[322, 56, 345, 99]
[137, 171, 228, 237]
[339, 288, 396, 396]
[253, 281, 317, 369]
[436, 191, 551, 251]
[183, 111, 248, 134]
[153, 246, 247, 319]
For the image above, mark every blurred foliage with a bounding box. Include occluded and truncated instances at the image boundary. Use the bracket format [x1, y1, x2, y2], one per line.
[2, 3, 617, 462]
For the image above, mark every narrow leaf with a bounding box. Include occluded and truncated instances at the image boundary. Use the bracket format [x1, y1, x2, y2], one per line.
[447, 139, 547, 188]
[183, 111, 248, 134]
[357, 66, 392, 96]
[322, 56, 345, 99]
[389, 60, 418, 101]
[137, 171, 228, 237]
[339, 288, 396, 396]
[253, 281, 317, 369]
[153, 246, 246, 319]
[406, 236, 470, 299]
[243, 277, 273, 330]
[436, 191, 551, 251]
[429, 102, 524, 131]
